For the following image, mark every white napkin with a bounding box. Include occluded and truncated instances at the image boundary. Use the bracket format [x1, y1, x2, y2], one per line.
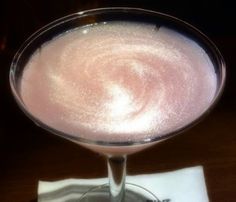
[38, 166, 209, 202]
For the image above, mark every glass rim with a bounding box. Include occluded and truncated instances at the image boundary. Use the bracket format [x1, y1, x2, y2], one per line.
[9, 7, 226, 147]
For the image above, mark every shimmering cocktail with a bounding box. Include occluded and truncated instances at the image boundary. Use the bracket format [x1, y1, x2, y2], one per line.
[10, 8, 226, 202]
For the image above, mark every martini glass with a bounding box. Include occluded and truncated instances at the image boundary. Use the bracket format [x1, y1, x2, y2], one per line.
[10, 7, 226, 202]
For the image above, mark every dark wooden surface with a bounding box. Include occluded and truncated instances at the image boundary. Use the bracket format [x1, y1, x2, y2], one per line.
[0, 1, 236, 201]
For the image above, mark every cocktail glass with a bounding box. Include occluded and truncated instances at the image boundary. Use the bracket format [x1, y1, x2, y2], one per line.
[9, 7, 226, 202]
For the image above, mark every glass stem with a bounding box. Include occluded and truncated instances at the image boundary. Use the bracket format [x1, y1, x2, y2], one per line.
[107, 155, 127, 202]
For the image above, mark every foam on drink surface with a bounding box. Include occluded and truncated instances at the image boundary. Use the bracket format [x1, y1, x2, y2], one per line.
[20, 22, 217, 142]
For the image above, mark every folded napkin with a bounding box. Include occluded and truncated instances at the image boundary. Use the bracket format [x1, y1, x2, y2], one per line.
[38, 166, 209, 202]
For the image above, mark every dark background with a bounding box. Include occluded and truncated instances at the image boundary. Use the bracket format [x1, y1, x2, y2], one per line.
[0, 1, 236, 201]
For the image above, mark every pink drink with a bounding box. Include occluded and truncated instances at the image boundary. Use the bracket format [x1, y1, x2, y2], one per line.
[20, 22, 217, 153]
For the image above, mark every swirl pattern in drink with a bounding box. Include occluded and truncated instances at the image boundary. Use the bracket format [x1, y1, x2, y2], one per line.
[20, 22, 217, 145]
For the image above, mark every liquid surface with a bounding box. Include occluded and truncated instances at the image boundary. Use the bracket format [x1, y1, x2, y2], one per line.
[20, 22, 217, 142]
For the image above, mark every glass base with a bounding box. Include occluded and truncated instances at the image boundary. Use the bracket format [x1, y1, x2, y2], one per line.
[79, 183, 158, 202]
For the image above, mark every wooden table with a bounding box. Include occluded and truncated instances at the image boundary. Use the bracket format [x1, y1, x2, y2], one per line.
[1, 1, 236, 201]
